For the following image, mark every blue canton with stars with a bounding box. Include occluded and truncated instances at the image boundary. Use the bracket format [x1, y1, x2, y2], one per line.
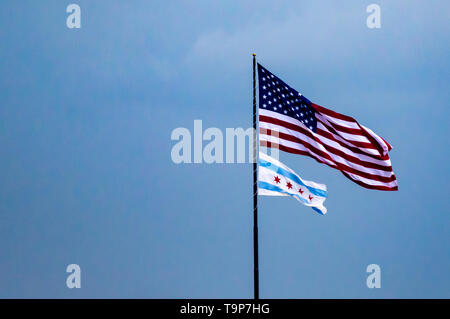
[257, 63, 317, 132]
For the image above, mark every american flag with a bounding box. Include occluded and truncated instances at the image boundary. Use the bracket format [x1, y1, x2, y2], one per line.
[257, 63, 398, 191]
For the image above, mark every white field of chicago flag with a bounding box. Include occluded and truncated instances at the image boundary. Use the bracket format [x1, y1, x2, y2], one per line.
[258, 152, 328, 215]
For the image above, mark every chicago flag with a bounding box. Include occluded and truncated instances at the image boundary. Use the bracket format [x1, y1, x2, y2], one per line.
[258, 152, 328, 215]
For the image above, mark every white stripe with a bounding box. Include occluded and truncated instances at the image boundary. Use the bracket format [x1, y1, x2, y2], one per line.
[258, 188, 288, 197]
[316, 111, 360, 129]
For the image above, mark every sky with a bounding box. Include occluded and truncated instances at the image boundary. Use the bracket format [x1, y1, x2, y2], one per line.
[0, 0, 449, 298]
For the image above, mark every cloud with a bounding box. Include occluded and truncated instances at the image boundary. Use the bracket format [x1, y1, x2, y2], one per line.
[186, 1, 450, 77]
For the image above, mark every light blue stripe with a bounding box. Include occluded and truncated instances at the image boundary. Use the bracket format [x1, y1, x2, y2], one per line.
[259, 158, 327, 198]
[258, 181, 325, 215]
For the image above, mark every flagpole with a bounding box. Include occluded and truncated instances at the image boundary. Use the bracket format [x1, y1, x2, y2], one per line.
[252, 53, 259, 300]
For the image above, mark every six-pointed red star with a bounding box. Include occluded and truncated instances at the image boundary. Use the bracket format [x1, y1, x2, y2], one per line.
[269, 174, 318, 206]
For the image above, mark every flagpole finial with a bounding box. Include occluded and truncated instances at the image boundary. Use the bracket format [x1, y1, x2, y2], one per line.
[252, 53, 256, 57]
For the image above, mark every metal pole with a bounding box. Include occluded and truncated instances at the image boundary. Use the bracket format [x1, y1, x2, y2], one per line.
[252, 53, 259, 300]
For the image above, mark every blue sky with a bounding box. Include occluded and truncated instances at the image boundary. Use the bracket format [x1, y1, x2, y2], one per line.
[0, 0, 449, 298]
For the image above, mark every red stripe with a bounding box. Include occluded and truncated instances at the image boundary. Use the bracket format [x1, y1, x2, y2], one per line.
[341, 171, 398, 191]
[260, 128, 393, 172]
[260, 141, 398, 191]
[311, 103, 356, 122]
[380, 136, 392, 151]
